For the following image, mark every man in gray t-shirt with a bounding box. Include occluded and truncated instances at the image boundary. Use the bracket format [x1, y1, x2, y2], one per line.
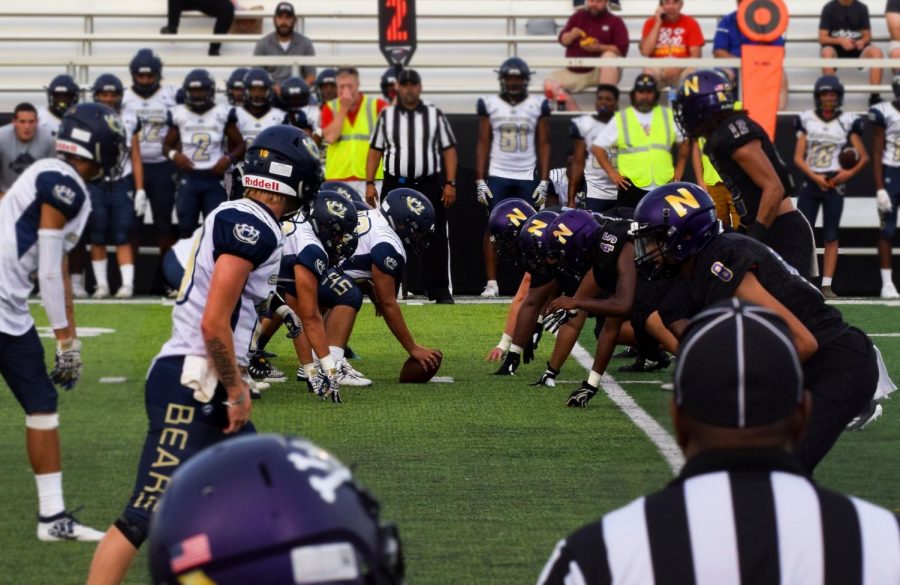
[0, 103, 55, 194]
[253, 2, 316, 85]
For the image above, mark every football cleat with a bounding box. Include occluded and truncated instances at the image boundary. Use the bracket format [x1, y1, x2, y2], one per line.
[247, 352, 287, 383]
[336, 359, 372, 387]
[613, 346, 640, 359]
[92, 285, 110, 300]
[881, 282, 900, 299]
[821, 285, 837, 299]
[38, 510, 105, 542]
[618, 353, 672, 373]
[114, 285, 133, 299]
[72, 286, 89, 300]
[846, 400, 883, 431]
[480, 282, 499, 298]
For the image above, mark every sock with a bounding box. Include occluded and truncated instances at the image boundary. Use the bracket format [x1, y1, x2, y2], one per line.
[303, 363, 317, 379]
[487, 279, 498, 288]
[92, 260, 108, 289]
[882, 269, 893, 286]
[329, 346, 345, 363]
[120, 263, 134, 288]
[822, 276, 833, 287]
[35, 472, 65, 518]
[257, 333, 272, 351]
[71, 273, 84, 291]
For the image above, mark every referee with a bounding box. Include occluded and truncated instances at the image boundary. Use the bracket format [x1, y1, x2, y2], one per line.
[538, 300, 900, 585]
[366, 68, 458, 304]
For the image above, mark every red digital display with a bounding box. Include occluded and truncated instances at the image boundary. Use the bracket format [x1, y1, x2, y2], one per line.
[385, 0, 408, 42]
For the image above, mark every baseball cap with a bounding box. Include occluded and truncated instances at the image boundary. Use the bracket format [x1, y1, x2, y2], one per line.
[397, 69, 421, 85]
[275, 2, 295, 16]
[675, 299, 803, 428]
[632, 73, 658, 92]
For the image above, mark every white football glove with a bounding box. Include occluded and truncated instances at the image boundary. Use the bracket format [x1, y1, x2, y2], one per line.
[310, 366, 342, 403]
[50, 338, 83, 391]
[532, 180, 549, 208]
[476, 180, 493, 208]
[133, 189, 149, 217]
[877, 189, 893, 214]
[543, 308, 578, 334]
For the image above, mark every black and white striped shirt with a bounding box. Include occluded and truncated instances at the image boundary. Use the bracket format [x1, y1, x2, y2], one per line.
[369, 101, 456, 179]
[537, 450, 900, 585]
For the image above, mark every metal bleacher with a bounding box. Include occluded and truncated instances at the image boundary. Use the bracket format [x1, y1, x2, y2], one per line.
[0, 0, 895, 115]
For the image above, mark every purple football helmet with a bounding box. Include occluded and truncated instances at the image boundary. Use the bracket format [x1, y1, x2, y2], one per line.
[517, 209, 560, 276]
[148, 434, 404, 585]
[489, 198, 537, 262]
[672, 69, 735, 137]
[546, 209, 600, 280]
[630, 182, 720, 276]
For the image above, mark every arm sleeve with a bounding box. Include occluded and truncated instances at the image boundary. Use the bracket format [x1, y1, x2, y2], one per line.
[691, 244, 759, 306]
[211, 209, 278, 268]
[37, 228, 68, 330]
[370, 242, 405, 278]
[166, 109, 175, 127]
[35, 171, 87, 220]
[540, 99, 552, 118]
[867, 106, 886, 128]
[476, 98, 488, 117]
[227, 107, 238, 125]
[849, 115, 865, 135]
[569, 120, 583, 139]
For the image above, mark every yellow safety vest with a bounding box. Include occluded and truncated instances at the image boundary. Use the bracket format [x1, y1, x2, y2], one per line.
[615, 106, 675, 188]
[324, 94, 383, 180]
[698, 137, 722, 186]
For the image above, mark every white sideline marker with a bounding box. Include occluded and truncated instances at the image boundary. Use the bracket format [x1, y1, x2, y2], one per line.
[430, 376, 455, 383]
[570, 342, 685, 475]
[99, 377, 127, 384]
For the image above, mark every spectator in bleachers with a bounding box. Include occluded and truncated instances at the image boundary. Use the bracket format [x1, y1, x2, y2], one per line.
[544, 0, 629, 112]
[253, 2, 317, 87]
[640, 0, 705, 89]
[161, 0, 234, 56]
[819, 0, 884, 107]
[0, 103, 54, 197]
[321, 67, 388, 195]
[713, 0, 788, 110]
[888, 0, 900, 70]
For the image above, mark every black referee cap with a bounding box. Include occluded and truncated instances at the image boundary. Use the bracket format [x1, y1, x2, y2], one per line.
[675, 299, 803, 428]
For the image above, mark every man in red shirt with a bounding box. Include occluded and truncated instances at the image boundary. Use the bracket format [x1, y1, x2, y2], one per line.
[640, 0, 705, 89]
[544, 0, 629, 111]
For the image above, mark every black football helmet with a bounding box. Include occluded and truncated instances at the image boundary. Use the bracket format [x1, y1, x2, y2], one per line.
[226, 67, 249, 106]
[243, 126, 323, 211]
[380, 188, 435, 252]
[280, 75, 311, 110]
[129, 48, 163, 98]
[813, 75, 844, 119]
[91, 73, 124, 112]
[182, 68, 216, 113]
[315, 68, 338, 103]
[244, 68, 274, 109]
[57, 103, 128, 180]
[147, 434, 404, 585]
[308, 190, 359, 262]
[46, 74, 80, 119]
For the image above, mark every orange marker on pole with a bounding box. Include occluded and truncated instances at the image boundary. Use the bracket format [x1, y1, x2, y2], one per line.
[738, 0, 789, 140]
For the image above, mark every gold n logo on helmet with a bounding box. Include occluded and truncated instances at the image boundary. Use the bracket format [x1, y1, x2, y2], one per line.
[527, 219, 547, 236]
[506, 207, 528, 227]
[682, 76, 700, 96]
[665, 187, 701, 218]
[552, 223, 573, 244]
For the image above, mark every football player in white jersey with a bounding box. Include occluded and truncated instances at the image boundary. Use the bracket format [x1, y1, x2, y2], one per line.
[88, 74, 145, 299]
[794, 76, 868, 299]
[475, 57, 551, 297]
[37, 74, 80, 138]
[869, 75, 900, 299]
[232, 69, 288, 200]
[0, 103, 126, 541]
[85, 126, 322, 585]
[122, 49, 180, 269]
[569, 84, 620, 212]
[163, 68, 244, 239]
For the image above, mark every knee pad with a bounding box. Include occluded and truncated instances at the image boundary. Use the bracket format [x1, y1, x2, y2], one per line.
[114, 514, 148, 549]
[25, 413, 59, 430]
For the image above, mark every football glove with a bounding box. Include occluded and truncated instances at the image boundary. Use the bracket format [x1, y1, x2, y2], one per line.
[532, 180, 549, 208]
[493, 351, 520, 376]
[476, 180, 493, 208]
[543, 308, 577, 335]
[50, 338, 83, 391]
[530, 363, 560, 387]
[310, 366, 342, 403]
[133, 189, 149, 217]
[877, 189, 893, 213]
[523, 322, 543, 364]
[566, 381, 598, 408]
[274, 304, 303, 339]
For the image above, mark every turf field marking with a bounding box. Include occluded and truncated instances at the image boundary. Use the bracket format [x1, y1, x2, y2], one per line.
[430, 376, 455, 383]
[37, 326, 116, 338]
[570, 342, 685, 475]
[869, 333, 900, 337]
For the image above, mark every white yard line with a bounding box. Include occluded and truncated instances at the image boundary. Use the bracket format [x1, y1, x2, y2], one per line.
[570, 342, 684, 475]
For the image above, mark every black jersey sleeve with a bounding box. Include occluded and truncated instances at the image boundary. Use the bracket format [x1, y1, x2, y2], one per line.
[688, 234, 762, 307]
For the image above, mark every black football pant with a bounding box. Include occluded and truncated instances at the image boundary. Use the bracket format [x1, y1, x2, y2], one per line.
[761, 209, 817, 282]
[167, 0, 235, 53]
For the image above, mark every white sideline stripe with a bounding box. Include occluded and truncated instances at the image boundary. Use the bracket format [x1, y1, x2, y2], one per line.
[570, 341, 685, 475]
[869, 333, 900, 337]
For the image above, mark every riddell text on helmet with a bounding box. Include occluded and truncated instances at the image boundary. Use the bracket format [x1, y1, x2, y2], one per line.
[245, 176, 281, 191]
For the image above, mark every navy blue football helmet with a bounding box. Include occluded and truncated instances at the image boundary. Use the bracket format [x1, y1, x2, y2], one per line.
[280, 76, 312, 110]
[243, 126, 323, 208]
[91, 73, 124, 112]
[226, 67, 249, 106]
[182, 68, 216, 113]
[129, 48, 163, 98]
[308, 190, 360, 262]
[517, 209, 560, 276]
[380, 188, 435, 252]
[321, 180, 363, 204]
[488, 198, 537, 262]
[547, 209, 600, 280]
[497, 57, 532, 100]
[56, 103, 128, 180]
[381, 67, 398, 101]
[315, 68, 338, 103]
[244, 68, 274, 109]
[147, 434, 404, 585]
[631, 182, 720, 274]
[672, 69, 736, 138]
[813, 75, 844, 117]
[46, 74, 80, 119]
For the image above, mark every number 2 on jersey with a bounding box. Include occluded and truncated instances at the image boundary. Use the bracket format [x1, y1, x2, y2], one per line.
[191, 132, 212, 162]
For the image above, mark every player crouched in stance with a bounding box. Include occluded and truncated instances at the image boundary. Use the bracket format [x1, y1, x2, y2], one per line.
[0, 103, 126, 540]
[631, 182, 892, 472]
[146, 434, 405, 584]
[85, 126, 319, 584]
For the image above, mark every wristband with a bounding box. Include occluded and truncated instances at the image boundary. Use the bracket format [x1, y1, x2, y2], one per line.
[497, 333, 512, 352]
[447, 180, 456, 187]
[587, 370, 602, 388]
[320, 355, 336, 376]
[509, 343, 523, 355]
[365, 180, 375, 186]
[168, 149, 178, 161]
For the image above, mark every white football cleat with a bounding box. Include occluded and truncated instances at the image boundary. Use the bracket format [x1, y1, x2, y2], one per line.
[72, 286, 89, 299]
[335, 359, 372, 387]
[38, 510, 105, 542]
[114, 285, 133, 299]
[881, 282, 900, 299]
[92, 285, 110, 300]
[480, 282, 499, 298]
[846, 401, 884, 431]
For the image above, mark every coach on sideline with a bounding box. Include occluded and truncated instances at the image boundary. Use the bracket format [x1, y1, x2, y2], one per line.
[538, 299, 900, 585]
[366, 68, 458, 304]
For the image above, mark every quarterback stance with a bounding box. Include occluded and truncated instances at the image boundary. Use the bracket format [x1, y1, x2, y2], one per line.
[85, 126, 322, 584]
[0, 103, 126, 540]
[475, 57, 551, 297]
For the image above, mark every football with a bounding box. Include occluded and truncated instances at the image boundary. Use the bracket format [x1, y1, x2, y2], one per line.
[839, 147, 860, 170]
[399, 352, 443, 383]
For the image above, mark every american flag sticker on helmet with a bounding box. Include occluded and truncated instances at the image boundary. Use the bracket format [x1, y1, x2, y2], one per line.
[169, 533, 212, 573]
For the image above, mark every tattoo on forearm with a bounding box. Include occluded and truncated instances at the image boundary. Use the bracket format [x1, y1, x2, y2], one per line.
[207, 337, 238, 387]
